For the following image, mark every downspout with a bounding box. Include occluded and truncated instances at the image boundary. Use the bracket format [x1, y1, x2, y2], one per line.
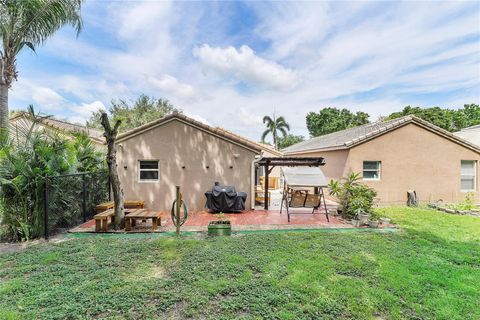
[251, 153, 263, 210]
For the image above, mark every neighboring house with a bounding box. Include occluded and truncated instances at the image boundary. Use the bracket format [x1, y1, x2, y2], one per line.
[9, 112, 105, 147]
[454, 125, 480, 147]
[283, 115, 480, 205]
[115, 112, 282, 212]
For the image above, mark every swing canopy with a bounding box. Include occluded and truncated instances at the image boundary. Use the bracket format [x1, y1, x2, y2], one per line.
[281, 167, 328, 188]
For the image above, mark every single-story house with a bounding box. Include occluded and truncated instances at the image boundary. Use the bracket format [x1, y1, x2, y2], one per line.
[282, 115, 480, 205]
[9, 111, 105, 148]
[115, 112, 282, 212]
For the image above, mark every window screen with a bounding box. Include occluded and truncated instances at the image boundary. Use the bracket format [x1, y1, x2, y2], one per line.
[363, 161, 381, 180]
[139, 160, 159, 181]
[461, 160, 476, 191]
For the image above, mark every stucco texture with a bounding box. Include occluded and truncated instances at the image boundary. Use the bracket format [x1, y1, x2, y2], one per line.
[116, 119, 258, 212]
[348, 123, 480, 204]
[287, 123, 480, 205]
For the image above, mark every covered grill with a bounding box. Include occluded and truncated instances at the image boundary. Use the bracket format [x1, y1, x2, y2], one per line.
[205, 183, 247, 212]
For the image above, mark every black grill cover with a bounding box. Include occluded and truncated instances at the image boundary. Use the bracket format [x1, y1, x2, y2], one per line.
[205, 184, 247, 212]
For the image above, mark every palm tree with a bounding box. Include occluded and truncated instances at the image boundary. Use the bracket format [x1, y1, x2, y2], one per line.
[261, 113, 290, 150]
[0, 0, 84, 130]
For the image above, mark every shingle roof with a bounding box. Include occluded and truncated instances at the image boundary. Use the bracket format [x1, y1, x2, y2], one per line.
[283, 115, 480, 154]
[9, 112, 104, 143]
[117, 112, 277, 154]
[454, 125, 480, 147]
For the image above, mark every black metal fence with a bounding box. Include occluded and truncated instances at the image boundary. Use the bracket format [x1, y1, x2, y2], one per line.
[43, 171, 110, 239]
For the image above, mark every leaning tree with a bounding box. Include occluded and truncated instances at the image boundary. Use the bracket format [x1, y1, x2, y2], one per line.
[100, 112, 124, 229]
[0, 0, 83, 130]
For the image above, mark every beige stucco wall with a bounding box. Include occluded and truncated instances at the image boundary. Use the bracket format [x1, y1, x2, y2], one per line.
[116, 119, 258, 212]
[347, 123, 480, 204]
[285, 149, 350, 182]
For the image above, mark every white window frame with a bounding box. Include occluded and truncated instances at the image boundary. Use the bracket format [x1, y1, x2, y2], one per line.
[138, 160, 160, 183]
[363, 161, 381, 181]
[460, 160, 476, 192]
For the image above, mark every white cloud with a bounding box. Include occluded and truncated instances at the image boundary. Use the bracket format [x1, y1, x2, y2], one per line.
[11, 80, 64, 110]
[193, 44, 298, 90]
[11, 1, 479, 141]
[146, 75, 198, 101]
[31, 86, 64, 110]
[68, 100, 106, 120]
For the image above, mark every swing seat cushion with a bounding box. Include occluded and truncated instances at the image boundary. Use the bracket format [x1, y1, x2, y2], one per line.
[305, 194, 321, 207]
[290, 193, 307, 207]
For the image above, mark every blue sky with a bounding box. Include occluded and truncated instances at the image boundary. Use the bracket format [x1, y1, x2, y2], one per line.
[10, 0, 480, 141]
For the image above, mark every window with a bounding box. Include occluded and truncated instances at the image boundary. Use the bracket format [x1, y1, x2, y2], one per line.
[139, 160, 159, 182]
[461, 160, 476, 191]
[363, 161, 381, 180]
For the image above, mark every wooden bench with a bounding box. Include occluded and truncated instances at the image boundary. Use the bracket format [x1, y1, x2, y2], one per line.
[95, 200, 145, 214]
[125, 209, 162, 232]
[94, 209, 114, 232]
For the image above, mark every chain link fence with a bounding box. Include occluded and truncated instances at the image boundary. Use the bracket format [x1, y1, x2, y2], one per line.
[44, 171, 110, 238]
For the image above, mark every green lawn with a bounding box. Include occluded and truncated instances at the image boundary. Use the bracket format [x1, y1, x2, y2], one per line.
[0, 207, 479, 320]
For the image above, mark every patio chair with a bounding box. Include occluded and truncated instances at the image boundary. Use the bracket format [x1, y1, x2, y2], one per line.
[255, 186, 271, 207]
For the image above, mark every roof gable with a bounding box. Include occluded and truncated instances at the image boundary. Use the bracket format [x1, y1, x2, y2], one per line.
[283, 115, 480, 154]
[116, 112, 270, 154]
[9, 112, 104, 144]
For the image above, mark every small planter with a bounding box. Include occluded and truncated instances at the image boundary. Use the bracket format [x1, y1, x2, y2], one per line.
[379, 218, 391, 225]
[351, 219, 361, 227]
[208, 221, 231, 236]
[358, 214, 369, 225]
[368, 220, 379, 228]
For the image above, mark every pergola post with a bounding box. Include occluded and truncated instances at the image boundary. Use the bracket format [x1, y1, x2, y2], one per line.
[256, 157, 326, 211]
[264, 160, 270, 210]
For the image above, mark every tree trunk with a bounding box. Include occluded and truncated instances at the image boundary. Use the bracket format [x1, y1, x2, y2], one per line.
[100, 112, 124, 229]
[0, 83, 8, 130]
[273, 131, 278, 150]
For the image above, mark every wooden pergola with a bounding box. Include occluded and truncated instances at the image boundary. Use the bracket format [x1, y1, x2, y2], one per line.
[256, 157, 326, 210]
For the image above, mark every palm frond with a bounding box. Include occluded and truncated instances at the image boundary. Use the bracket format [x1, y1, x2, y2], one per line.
[261, 129, 270, 142]
[262, 115, 273, 124]
[276, 116, 290, 131]
[11, 0, 83, 54]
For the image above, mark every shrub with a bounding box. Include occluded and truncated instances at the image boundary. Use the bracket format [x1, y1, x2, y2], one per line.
[0, 107, 105, 241]
[446, 192, 476, 211]
[328, 172, 377, 220]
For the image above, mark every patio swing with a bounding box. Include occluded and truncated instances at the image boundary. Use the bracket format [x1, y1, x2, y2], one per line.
[280, 167, 329, 222]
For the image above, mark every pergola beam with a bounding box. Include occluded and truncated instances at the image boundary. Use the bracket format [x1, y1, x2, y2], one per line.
[257, 157, 326, 210]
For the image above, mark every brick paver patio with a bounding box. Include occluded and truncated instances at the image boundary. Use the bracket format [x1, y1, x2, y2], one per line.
[70, 198, 355, 233]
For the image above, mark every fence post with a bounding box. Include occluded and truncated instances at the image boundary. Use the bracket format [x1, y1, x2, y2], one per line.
[43, 178, 49, 240]
[82, 174, 87, 222]
[176, 186, 181, 236]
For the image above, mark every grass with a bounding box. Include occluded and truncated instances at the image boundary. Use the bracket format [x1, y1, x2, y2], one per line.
[0, 207, 479, 319]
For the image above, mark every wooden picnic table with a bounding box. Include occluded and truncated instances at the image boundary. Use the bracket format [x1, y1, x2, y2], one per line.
[95, 200, 145, 213]
[125, 209, 162, 232]
[94, 208, 114, 232]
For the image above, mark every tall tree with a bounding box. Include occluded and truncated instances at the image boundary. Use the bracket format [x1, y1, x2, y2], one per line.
[386, 104, 480, 132]
[0, 0, 83, 130]
[87, 94, 180, 132]
[278, 134, 304, 150]
[100, 112, 124, 230]
[261, 113, 290, 150]
[306, 108, 370, 137]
